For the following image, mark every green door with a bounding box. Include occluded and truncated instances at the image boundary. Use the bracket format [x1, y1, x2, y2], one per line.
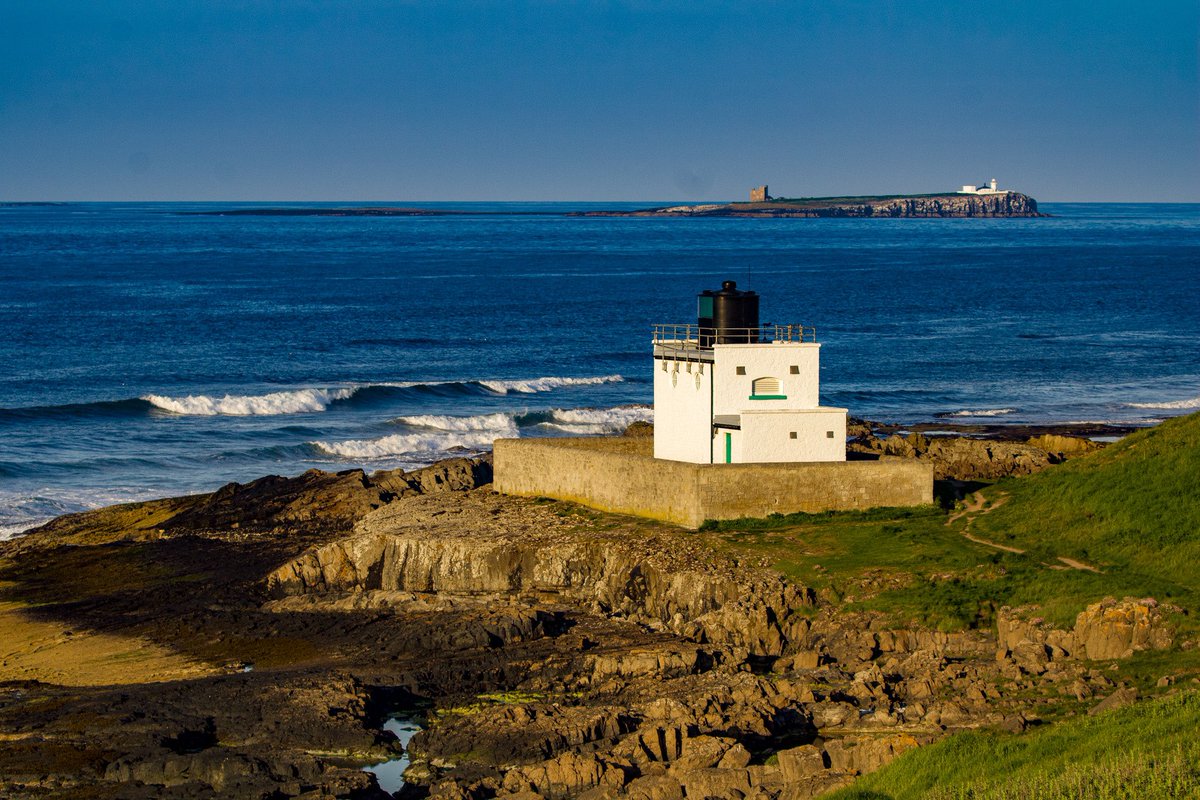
[724, 432, 732, 464]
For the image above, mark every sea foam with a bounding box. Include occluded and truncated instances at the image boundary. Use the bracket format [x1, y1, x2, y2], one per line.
[316, 404, 651, 460]
[391, 412, 522, 434]
[312, 430, 499, 459]
[141, 375, 626, 416]
[937, 408, 1017, 418]
[478, 375, 624, 394]
[534, 405, 652, 434]
[144, 388, 357, 416]
[1126, 396, 1200, 410]
[0, 487, 162, 540]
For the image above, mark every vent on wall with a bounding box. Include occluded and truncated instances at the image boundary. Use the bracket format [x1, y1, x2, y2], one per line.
[752, 376, 781, 395]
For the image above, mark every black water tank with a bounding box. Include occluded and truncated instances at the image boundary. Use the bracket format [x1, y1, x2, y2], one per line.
[698, 280, 759, 345]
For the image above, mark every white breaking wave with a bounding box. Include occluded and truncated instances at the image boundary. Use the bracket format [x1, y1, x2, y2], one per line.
[312, 431, 498, 459]
[144, 387, 357, 416]
[0, 487, 163, 540]
[478, 375, 624, 394]
[141, 375, 625, 416]
[391, 412, 521, 434]
[940, 408, 1017, 418]
[1126, 396, 1200, 410]
[315, 404, 651, 461]
[537, 406, 652, 434]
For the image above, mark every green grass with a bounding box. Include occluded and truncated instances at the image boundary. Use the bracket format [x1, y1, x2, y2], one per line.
[432, 691, 549, 721]
[970, 413, 1200, 619]
[821, 689, 1200, 800]
[707, 504, 1016, 631]
[707, 412, 1200, 634]
[764, 193, 959, 204]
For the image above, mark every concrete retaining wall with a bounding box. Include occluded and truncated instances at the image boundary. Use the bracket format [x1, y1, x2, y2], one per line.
[493, 437, 933, 528]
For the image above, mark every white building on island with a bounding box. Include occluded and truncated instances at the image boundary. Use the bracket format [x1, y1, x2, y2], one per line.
[959, 177, 1008, 195]
[652, 281, 847, 464]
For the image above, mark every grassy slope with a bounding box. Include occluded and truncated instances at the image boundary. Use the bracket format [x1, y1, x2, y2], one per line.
[708, 412, 1200, 634]
[823, 689, 1200, 800]
[970, 412, 1200, 620]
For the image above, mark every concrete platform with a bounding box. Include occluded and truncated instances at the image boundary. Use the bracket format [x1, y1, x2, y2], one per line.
[493, 437, 933, 529]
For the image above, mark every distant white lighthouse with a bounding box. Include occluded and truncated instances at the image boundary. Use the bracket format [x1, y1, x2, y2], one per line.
[652, 281, 847, 464]
[959, 177, 1008, 195]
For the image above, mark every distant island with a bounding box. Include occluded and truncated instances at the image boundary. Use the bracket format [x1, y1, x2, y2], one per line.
[571, 191, 1043, 218]
[187, 182, 1045, 219]
[576, 179, 1044, 218]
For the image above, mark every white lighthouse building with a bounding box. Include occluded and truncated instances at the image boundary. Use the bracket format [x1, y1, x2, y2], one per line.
[652, 281, 847, 464]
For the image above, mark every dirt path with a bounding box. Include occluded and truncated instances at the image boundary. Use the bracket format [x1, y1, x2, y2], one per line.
[948, 492, 1103, 571]
[1056, 556, 1103, 573]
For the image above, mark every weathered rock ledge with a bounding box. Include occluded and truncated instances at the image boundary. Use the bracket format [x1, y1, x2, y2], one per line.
[267, 490, 814, 657]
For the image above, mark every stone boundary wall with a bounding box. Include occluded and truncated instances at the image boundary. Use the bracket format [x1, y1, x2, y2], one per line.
[493, 438, 933, 528]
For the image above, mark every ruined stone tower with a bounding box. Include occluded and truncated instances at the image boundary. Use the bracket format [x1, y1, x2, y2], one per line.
[749, 185, 769, 203]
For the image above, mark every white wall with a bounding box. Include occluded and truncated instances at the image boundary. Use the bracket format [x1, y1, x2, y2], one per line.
[739, 408, 847, 463]
[653, 358, 713, 463]
[712, 343, 820, 415]
[654, 342, 845, 465]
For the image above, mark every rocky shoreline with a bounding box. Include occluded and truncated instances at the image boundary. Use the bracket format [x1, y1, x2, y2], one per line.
[0, 422, 1179, 799]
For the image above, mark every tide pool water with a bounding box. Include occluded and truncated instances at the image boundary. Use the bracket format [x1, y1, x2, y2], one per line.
[1, 201, 1198, 535]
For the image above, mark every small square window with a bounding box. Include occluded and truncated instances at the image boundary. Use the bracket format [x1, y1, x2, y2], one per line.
[790, 365, 800, 374]
[736, 366, 746, 375]
[826, 431, 835, 438]
[789, 431, 797, 439]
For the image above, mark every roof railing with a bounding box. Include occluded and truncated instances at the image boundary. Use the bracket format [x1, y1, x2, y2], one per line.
[651, 323, 816, 351]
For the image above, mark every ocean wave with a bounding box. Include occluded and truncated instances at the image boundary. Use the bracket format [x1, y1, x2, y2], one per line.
[0, 397, 151, 422]
[0, 487, 161, 540]
[3, 375, 629, 421]
[311, 430, 497, 459]
[319, 404, 651, 460]
[392, 405, 652, 436]
[477, 375, 624, 394]
[143, 388, 358, 416]
[391, 412, 521, 434]
[1125, 396, 1200, 410]
[934, 408, 1018, 418]
[530, 406, 652, 434]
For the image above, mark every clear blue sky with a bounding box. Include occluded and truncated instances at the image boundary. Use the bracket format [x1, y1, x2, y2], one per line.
[2, 1, 1196, 202]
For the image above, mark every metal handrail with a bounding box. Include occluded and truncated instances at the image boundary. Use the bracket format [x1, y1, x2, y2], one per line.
[651, 323, 816, 349]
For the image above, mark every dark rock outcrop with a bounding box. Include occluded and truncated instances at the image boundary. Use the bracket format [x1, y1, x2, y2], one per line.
[851, 432, 1086, 481]
[24, 454, 494, 544]
[997, 597, 1174, 662]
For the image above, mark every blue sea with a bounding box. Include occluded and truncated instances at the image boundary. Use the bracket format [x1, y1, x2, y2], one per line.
[2, 201, 1198, 536]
